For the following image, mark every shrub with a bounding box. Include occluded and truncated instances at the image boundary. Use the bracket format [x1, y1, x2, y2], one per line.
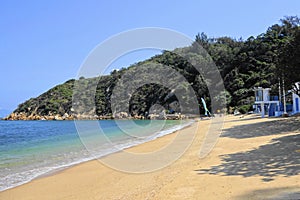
[238, 105, 252, 114]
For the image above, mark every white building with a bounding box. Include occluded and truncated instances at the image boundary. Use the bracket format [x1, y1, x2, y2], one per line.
[292, 93, 300, 114]
[254, 86, 300, 117]
[254, 87, 280, 118]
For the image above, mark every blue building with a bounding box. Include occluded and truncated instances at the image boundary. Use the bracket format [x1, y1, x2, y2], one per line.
[254, 87, 280, 117]
[254, 87, 300, 117]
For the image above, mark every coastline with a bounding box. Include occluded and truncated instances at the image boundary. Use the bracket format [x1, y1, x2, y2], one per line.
[3, 112, 193, 121]
[37, 119, 196, 179]
[1, 115, 299, 199]
[0, 119, 195, 192]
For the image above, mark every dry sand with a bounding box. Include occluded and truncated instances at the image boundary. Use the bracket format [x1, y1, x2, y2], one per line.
[1, 115, 299, 200]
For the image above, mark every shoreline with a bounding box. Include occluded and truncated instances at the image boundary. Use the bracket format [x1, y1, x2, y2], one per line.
[2, 112, 197, 121]
[1, 115, 299, 199]
[0, 119, 196, 192]
[37, 119, 196, 178]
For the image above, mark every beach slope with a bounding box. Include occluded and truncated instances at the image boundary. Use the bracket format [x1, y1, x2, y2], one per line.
[1, 115, 299, 200]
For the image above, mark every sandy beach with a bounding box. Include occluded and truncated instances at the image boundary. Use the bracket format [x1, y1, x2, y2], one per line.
[1, 115, 299, 200]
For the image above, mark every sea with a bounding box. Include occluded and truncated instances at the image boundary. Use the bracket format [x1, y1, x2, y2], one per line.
[0, 119, 193, 191]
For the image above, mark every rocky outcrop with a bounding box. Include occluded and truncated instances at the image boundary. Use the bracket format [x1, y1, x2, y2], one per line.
[114, 112, 129, 119]
[3, 111, 187, 120]
[3, 112, 76, 120]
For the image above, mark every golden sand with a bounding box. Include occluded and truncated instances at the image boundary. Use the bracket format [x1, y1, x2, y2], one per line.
[1, 115, 299, 200]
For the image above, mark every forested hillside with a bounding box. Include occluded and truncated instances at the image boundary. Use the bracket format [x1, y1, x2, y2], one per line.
[5, 17, 300, 120]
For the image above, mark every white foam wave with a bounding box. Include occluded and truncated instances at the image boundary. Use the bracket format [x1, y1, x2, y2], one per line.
[0, 120, 194, 192]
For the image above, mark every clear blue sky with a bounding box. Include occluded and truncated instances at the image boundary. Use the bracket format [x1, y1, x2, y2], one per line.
[1, 0, 299, 111]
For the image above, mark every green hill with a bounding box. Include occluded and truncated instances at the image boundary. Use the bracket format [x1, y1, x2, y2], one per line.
[5, 16, 300, 120]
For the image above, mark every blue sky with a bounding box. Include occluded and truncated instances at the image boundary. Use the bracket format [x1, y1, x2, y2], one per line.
[0, 0, 300, 111]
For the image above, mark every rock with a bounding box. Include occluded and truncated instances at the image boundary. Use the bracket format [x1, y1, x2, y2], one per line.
[62, 113, 69, 120]
[114, 112, 128, 119]
[54, 115, 63, 120]
[158, 111, 166, 120]
[148, 114, 159, 120]
[46, 116, 55, 120]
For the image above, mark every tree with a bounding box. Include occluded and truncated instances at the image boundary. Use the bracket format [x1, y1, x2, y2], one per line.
[278, 16, 300, 95]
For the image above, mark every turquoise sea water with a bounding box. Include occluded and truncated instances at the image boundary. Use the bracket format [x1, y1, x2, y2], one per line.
[0, 120, 192, 191]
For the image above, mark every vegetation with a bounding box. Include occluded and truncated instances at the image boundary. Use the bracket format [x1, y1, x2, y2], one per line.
[11, 16, 300, 118]
[15, 79, 74, 115]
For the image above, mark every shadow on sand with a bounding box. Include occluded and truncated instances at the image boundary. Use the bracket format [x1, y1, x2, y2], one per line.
[235, 187, 300, 200]
[221, 117, 300, 139]
[196, 117, 300, 182]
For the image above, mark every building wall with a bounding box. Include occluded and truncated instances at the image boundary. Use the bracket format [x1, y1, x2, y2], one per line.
[293, 93, 300, 114]
[263, 89, 270, 101]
